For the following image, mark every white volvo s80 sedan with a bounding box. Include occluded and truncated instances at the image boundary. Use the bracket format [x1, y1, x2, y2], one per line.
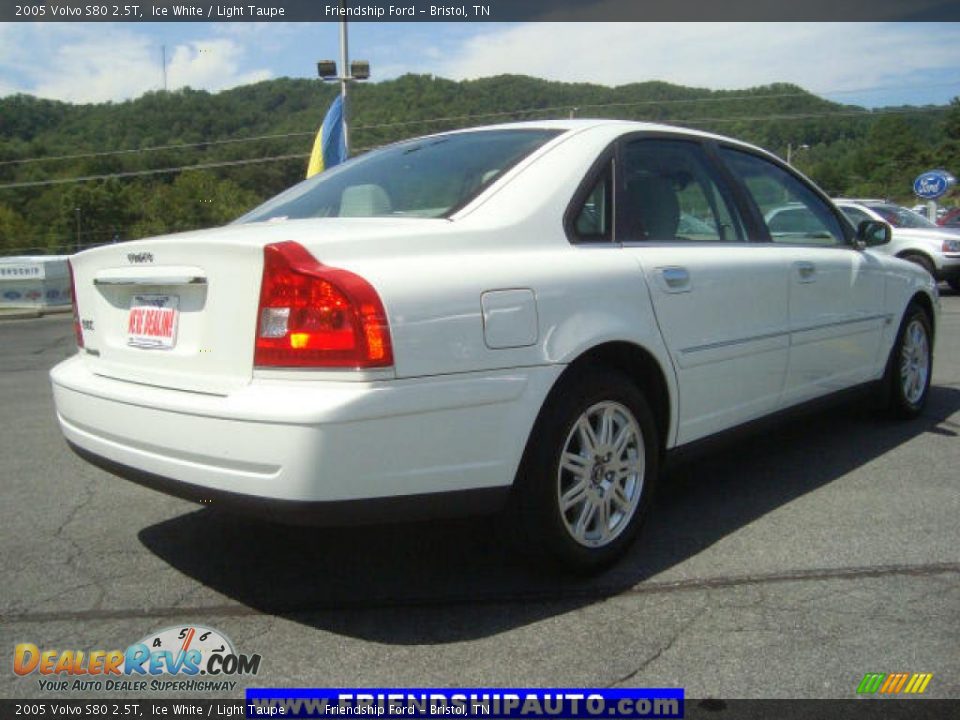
[51, 120, 938, 570]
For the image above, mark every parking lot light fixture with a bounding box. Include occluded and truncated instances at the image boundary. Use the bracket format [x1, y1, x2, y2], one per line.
[350, 60, 370, 80]
[317, 60, 338, 79]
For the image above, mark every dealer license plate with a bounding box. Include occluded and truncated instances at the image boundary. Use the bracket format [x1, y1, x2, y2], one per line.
[127, 294, 179, 349]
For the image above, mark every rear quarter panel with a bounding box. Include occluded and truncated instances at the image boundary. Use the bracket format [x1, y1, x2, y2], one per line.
[331, 239, 678, 447]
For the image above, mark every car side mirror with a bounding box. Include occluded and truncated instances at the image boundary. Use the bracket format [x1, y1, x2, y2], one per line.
[855, 220, 891, 249]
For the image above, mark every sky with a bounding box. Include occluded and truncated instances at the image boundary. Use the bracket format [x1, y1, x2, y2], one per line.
[0, 22, 959, 108]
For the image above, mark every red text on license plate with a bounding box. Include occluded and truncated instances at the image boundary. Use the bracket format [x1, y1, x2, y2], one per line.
[127, 294, 179, 348]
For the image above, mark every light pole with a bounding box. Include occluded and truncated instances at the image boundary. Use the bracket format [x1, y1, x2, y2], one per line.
[316, 2, 370, 158]
[74, 208, 81, 253]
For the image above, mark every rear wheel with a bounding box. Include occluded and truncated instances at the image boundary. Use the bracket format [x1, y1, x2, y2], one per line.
[885, 302, 933, 418]
[509, 368, 659, 572]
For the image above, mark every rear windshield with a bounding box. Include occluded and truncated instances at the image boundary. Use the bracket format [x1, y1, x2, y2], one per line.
[237, 129, 561, 222]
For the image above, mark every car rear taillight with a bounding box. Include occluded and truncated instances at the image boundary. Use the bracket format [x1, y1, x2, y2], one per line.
[254, 241, 393, 368]
[68, 259, 83, 349]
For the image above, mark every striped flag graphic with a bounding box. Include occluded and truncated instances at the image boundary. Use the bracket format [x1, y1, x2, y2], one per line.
[857, 672, 932, 694]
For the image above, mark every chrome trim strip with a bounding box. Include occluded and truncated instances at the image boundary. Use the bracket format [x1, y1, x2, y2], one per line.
[680, 314, 887, 355]
[680, 329, 788, 355]
[93, 276, 207, 286]
[792, 314, 888, 336]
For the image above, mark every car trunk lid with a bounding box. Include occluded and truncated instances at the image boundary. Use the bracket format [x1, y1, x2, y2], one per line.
[71, 235, 263, 395]
[69, 219, 448, 394]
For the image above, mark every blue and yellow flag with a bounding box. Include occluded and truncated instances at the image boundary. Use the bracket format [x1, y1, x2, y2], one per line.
[306, 95, 347, 178]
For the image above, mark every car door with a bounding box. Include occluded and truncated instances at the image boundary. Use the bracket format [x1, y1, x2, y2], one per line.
[718, 148, 887, 407]
[613, 137, 791, 446]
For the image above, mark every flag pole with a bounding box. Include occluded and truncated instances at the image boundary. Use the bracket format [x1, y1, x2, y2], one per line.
[339, 2, 350, 158]
[311, 4, 367, 175]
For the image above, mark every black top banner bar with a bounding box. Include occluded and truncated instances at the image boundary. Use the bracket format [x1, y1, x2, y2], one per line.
[2, 0, 960, 22]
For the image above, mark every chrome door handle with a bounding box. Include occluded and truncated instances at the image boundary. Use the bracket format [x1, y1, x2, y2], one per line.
[661, 266, 690, 290]
[796, 262, 816, 282]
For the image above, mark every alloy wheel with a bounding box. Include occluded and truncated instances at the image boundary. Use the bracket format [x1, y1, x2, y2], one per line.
[557, 401, 645, 548]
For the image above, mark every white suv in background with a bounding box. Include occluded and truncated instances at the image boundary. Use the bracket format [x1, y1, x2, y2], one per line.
[834, 199, 960, 291]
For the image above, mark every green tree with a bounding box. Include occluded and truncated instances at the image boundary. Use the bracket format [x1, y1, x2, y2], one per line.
[131, 171, 260, 238]
[0, 204, 31, 254]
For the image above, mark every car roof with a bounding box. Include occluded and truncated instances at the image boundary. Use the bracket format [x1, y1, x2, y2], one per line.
[833, 198, 891, 206]
[424, 118, 772, 156]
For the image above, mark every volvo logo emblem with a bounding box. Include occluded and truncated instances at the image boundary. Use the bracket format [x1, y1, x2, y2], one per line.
[127, 252, 154, 264]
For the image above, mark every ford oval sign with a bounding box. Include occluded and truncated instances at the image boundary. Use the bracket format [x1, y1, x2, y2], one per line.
[913, 169, 955, 199]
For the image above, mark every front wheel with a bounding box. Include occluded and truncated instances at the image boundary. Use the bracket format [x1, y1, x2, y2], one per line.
[902, 253, 936, 280]
[885, 303, 933, 418]
[509, 368, 659, 572]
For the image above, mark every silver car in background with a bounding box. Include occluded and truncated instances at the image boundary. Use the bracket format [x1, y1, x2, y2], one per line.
[834, 199, 960, 291]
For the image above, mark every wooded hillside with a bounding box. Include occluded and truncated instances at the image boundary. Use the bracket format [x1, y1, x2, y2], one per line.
[1, 73, 958, 254]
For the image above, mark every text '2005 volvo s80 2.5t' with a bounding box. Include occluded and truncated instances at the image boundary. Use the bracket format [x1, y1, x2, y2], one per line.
[52, 120, 938, 571]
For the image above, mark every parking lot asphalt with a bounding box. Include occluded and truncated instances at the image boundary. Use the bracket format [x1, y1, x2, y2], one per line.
[1, 290, 958, 701]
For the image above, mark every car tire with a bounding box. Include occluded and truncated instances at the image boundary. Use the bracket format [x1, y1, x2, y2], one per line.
[508, 367, 659, 573]
[901, 253, 936, 280]
[884, 302, 933, 419]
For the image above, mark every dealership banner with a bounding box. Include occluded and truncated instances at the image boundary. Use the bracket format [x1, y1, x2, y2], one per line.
[0, 256, 72, 308]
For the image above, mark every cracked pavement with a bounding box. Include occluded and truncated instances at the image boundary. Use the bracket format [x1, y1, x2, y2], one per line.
[1, 292, 958, 700]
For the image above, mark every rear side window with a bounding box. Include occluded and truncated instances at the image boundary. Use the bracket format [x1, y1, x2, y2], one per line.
[720, 148, 846, 246]
[572, 161, 613, 242]
[237, 129, 561, 222]
[619, 139, 744, 243]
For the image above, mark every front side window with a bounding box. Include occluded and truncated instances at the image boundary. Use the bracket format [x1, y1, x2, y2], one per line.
[620, 139, 744, 243]
[237, 129, 561, 222]
[720, 148, 846, 246]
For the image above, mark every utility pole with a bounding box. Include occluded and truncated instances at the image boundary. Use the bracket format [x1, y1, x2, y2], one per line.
[161, 45, 167, 91]
[74, 208, 81, 253]
[787, 142, 808, 166]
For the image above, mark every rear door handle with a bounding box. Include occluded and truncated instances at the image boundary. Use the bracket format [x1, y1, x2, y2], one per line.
[795, 262, 816, 283]
[659, 266, 691, 293]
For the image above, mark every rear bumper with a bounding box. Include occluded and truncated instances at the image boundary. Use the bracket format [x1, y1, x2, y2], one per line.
[66, 441, 509, 526]
[51, 355, 562, 515]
